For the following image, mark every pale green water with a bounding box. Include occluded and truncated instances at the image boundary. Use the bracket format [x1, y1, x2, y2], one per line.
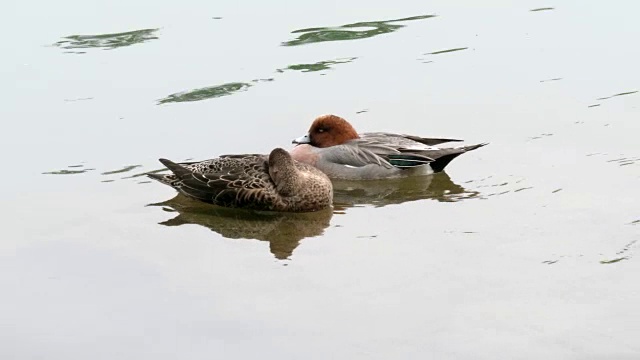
[2, 1, 640, 359]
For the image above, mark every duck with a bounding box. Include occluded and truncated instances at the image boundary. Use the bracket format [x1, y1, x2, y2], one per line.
[290, 114, 487, 180]
[148, 148, 333, 212]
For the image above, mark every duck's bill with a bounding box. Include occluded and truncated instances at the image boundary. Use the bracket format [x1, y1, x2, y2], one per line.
[292, 133, 311, 144]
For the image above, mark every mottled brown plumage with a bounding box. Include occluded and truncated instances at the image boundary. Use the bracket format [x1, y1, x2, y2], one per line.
[149, 148, 333, 212]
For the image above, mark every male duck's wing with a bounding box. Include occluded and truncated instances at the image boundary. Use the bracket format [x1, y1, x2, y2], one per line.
[359, 133, 487, 170]
[361, 132, 462, 149]
[318, 143, 394, 169]
[400, 135, 463, 146]
[332, 139, 434, 169]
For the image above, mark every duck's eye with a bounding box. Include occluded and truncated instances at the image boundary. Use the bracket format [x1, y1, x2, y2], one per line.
[317, 128, 324, 133]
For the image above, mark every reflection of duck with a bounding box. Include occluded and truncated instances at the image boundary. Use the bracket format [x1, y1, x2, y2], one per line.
[148, 194, 333, 260]
[332, 172, 480, 209]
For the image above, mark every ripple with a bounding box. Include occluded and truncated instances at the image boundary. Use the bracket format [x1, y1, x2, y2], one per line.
[528, 133, 553, 141]
[250, 78, 274, 83]
[600, 257, 629, 264]
[277, 57, 357, 73]
[472, 175, 535, 198]
[596, 90, 638, 101]
[513, 187, 533, 193]
[530, 7, 555, 12]
[607, 155, 640, 167]
[426, 47, 468, 55]
[64, 97, 94, 102]
[122, 168, 167, 179]
[158, 82, 252, 104]
[43, 164, 94, 175]
[542, 260, 559, 265]
[101, 165, 142, 175]
[600, 240, 637, 265]
[282, 14, 436, 47]
[53, 28, 159, 52]
[43, 169, 93, 175]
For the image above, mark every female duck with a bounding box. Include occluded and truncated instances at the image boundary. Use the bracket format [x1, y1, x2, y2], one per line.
[290, 115, 487, 180]
[149, 148, 333, 212]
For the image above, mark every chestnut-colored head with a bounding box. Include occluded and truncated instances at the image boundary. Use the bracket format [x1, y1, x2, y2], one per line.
[293, 115, 359, 148]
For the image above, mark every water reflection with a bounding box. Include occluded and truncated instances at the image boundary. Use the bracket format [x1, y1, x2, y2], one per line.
[282, 14, 435, 47]
[159, 57, 352, 104]
[332, 172, 480, 210]
[148, 195, 333, 260]
[53, 28, 159, 52]
[278, 57, 357, 73]
[158, 82, 252, 104]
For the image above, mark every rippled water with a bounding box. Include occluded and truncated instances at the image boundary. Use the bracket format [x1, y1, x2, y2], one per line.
[3, 1, 640, 359]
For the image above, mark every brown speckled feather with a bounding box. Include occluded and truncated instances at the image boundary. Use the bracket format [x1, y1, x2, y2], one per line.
[149, 150, 332, 212]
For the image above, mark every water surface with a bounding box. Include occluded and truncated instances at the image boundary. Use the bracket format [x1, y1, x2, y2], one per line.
[3, 1, 640, 359]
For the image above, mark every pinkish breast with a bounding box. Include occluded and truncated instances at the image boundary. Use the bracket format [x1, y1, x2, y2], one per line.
[289, 145, 319, 166]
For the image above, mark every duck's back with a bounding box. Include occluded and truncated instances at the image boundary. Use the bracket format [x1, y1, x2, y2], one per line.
[151, 155, 285, 210]
[150, 153, 332, 212]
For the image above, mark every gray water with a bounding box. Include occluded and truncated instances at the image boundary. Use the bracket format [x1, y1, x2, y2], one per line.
[2, 1, 640, 359]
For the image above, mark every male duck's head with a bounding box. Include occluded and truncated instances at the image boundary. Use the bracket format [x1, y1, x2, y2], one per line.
[292, 114, 359, 148]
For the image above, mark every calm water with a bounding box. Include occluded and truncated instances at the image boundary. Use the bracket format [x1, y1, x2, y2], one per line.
[3, 0, 640, 359]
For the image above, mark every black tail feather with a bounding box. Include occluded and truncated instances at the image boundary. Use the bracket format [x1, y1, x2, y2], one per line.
[430, 143, 488, 173]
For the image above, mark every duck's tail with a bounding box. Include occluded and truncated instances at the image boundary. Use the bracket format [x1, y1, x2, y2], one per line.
[147, 158, 189, 187]
[429, 143, 489, 173]
[155, 159, 218, 202]
[158, 158, 192, 177]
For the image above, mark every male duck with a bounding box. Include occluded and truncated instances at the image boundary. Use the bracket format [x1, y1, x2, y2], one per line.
[149, 148, 333, 212]
[290, 115, 487, 180]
